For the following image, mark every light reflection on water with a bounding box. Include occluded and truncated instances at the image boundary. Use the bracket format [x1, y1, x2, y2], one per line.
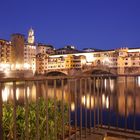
[1, 77, 140, 129]
[2, 87, 10, 102]
[138, 76, 140, 87]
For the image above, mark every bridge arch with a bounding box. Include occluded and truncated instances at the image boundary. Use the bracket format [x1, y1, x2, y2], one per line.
[45, 71, 68, 76]
[82, 66, 117, 75]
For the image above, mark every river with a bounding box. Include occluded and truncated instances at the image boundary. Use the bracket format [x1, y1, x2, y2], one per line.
[1, 76, 140, 130]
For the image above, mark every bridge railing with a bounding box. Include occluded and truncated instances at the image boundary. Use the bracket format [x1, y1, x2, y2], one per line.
[0, 75, 140, 139]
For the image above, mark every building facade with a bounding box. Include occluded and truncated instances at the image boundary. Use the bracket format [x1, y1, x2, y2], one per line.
[24, 28, 36, 73]
[36, 47, 140, 75]
[0, 39, 13, 71]
[0, 28, 37, 76]
[55, 45, 79, 55]
[1, 29, 140, 76]
[37, 43, 55, 55]
[36, 53, 48, 74]
[11, 33, 25, 70]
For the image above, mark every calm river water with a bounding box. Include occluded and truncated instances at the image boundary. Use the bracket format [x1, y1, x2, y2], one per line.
[1, 76, 140, 130]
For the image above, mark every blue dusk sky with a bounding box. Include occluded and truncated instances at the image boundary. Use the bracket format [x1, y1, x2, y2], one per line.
[0, 0, 140, 50]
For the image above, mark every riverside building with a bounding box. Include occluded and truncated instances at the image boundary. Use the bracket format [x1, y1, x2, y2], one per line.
[36, 47, 140, 75]
[0, 28, 37, 77]
[37, 43, 55, 55]
[1, 29, 140, 76]
[0, 39, 13, 71]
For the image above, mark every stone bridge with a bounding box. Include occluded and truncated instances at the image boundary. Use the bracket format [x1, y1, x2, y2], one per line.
[46, 65, 117, 76]
[45, 69, 68, 76]
[45, 66, 140, 76]
[82, 65, 117, 75]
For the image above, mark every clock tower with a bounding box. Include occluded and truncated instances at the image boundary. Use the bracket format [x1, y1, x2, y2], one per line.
[28, 28, 35, 44]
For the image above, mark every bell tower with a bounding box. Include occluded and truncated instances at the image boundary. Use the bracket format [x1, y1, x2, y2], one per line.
[28, 27, 35, 44]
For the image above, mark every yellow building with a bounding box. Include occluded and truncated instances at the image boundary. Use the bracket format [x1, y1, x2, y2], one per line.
[42, 47, 140, 75]
[36, 53, 48, 74]
[64, 55, 86, 69]
[47, 56, 65, 71]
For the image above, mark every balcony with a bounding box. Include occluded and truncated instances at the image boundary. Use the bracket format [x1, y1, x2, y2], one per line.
[0, 75, 140, 139]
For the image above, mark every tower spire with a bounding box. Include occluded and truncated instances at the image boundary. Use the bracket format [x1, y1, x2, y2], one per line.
[28, 27, 35, 44]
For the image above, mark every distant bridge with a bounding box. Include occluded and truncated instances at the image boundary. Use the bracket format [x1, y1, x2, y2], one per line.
[45, 70, 68, 76]
[82, 65, 117, 75]
[45, 65, 140, 76]
[46, 65, 117, 76]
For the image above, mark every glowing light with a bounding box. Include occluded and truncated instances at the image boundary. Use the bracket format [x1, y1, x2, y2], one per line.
[110, 79, 114, 92]
[104, 79, 107, 89]
[24, 86, 30, 99]
[91, 96, 94, 108]
[24, 63, 30, 69]
[138, 76, 140, 87]
[16, 88, 20, 100]
[103, 58, 110, 65]
[96, 79, 100, 88]
[81, 59, 86, 64]
[81, 94, 94, 109]
[86, 94, 90, 108]
[16, 64, 21, 69]
[102, 94, 106, 106]
[27, 87, 30, 98]
[128, 49, 140, 53]
[106, 96, 109, 109]
[102, 94, 110, 109]
[82, 95, 85, 105]
[0, 63, 10, 70]
[31, 84, 36, 101]
[2, 87, 10, 102]
[103, 137, 108, 140]
[11, 64, 14, 70]
[85, 54, 94, 62]
[71, 102, 75, 111]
